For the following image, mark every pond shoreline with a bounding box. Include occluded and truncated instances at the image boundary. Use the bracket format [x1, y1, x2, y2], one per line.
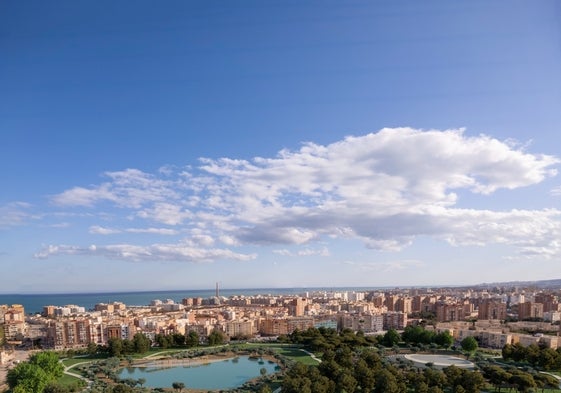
[131, 353, 233, 369]
[121, 351, 280, 392]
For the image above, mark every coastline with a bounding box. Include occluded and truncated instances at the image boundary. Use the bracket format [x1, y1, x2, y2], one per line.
[0, 286, 380, 314]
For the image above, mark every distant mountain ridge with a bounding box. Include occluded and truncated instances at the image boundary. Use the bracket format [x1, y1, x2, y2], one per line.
[476, 278, 561, 289]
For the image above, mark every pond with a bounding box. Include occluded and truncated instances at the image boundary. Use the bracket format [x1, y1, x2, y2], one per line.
[118, 356, 280, 390]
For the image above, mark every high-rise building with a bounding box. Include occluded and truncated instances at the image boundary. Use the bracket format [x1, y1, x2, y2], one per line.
[435, 302, 465, 322]
[289, 298, 307, 317]
[518, 302, 544, 320]
[478, 299, 507, 320]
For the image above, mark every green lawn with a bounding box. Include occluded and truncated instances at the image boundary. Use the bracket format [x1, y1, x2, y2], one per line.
[241, 342, 320, 365]
[269, 346, 320, 365]
[61, 357, 99, 367]
[58, 373, 84, 387]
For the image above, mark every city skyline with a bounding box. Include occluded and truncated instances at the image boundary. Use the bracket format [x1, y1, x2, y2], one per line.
[1, 1, 561, 293]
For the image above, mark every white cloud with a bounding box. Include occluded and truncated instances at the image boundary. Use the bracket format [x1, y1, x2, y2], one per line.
[273, 247, 330, 257]
[0, 202, 35, 229]
[34, 242, 256, 263]
[52, 169, 183, 208]
[42, 128, 561, 262]
[551, 186, 561, 197]
[50, 222, 70, 228]
[126, 227, 179, 235]
[90, 226, 179, 235]
[89, 225, 121, 235]
[137, 203, 192, 225]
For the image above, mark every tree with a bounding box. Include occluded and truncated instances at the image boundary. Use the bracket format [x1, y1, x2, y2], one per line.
[538, 347, 559, 370]
[185, 330, 199, 347]
[7, 362, 50, 393]
[434, 331, 453, 348]
[482, 365, 512, 392]
[533, 372, 559, 391]
[137, 378, 146, 388]
[87, 341, 98, 355]
[208, 329, 226, 346]
[8, 351, 64, 393]
[172, 381, 185, 392]
[353, 359, 375, 392]
[260, 367, 268, 376]
[416, 382, 429, 393]
[258, 385, 273, 393]
[122, 339, 135, 354]
[112, 384, 133, 393]
[509, 370, 536, 393]
[374, 369, 400, 393]
[423, 368, 446, 389]
[108, 337, 124, 357]
[336, 369, 358, 393]
[29, 351, 63, 379]
[460, 370, 485, 393]
[444, 365, 463, 390]
[44, 382, 73, 393]
[382, 329, 401, 347]
[282, 375, 312, 393]
[461, 336, 478, 354]
[133, 333, 151, 353]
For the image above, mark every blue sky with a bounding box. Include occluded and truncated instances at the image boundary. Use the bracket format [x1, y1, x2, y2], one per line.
[1, 1, 561, 293]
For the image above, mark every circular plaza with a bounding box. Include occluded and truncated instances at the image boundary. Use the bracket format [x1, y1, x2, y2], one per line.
[404, 354, 475, 369]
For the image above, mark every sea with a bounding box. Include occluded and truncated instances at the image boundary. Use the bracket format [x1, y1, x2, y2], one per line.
[0, 287, 383, 314]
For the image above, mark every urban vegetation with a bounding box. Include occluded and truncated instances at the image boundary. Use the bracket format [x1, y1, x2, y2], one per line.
[4, 324, 561, 392]
[6, 352, 65, 393]
[4, 285, 561, 392]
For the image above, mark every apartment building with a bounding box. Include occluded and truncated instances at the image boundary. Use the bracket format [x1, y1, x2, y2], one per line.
[259, 316, 314, 336]
[435, 302, 466, 322]
[384, 311, 407, 330]
[339, 313, 384, 333]
[223, 320, 254, 338]
[534, 293, 560, 313]
[477, 299, 507, 320]
[46, 319, 92, 349]
[3, 304, 26, 341]
[518, 301, 544, 320]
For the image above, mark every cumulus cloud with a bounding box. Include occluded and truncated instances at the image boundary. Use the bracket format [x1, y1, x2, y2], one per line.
[42, 128, 561, 262]
[52, 169, 183, 208]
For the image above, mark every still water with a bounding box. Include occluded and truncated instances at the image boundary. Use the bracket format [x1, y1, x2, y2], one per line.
[118, 356, 279, 390]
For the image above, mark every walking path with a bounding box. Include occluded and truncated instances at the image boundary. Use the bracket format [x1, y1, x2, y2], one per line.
[299, 349, 321, 363]
[61, 359, 93, 390]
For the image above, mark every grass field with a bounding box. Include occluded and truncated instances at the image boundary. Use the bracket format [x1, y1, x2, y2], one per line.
[61, 357, 99, 368]
[58, 373, 84, 387]
[242, 343, 320, 365]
